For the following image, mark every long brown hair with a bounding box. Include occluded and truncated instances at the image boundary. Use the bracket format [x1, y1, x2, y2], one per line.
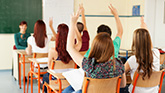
[132, 28, 153, 80]
[56, 24, 72, 64]
[89, 32, 115, 68]
[33, 20, 47, 48]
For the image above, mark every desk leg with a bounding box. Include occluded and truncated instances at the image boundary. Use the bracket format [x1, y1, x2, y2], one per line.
[19, 54, 21, 89]
[38, 64, 40, 93]
[31, 62, 33, 93]
[23, 55, 25, 93]
[58, 79, 62, 93]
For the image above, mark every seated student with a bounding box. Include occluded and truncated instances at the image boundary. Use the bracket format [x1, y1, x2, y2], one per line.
[76, 4, 90, 51]
[125, 17, 160, 93]
[25, 20, 56, 69]
[84, 4, 123, 58]
[14, 21, 31, 49]
[63, 4, 126, 93]
[42, 18, 82, 93]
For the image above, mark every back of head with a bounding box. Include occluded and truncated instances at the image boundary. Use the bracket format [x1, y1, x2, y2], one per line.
[20, 21, 27, 26]
[56, 23, 72, 64]
[77, 22, 84, 33]
[89, 32, 114, 63]
[97, 24, 112, 36]
[33, 20, 47, 48]
[132, 28, 153, 80]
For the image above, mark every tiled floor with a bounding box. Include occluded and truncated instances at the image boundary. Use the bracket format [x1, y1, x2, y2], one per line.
[0, 70, 165, 93]
[0, 70, 39, 93]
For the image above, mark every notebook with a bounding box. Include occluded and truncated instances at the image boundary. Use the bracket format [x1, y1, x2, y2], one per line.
[62, 68, 85, 91]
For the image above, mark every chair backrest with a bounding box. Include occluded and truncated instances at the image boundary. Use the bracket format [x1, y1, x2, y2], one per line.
[13, 45, 17, 50]
[160, 54, 165, 64]
[80, 51, 87, 56]
[52, 60, 76, 69]
[33, 53, 48, 58]
[82, 76, 121, 93]
[132, 69, 165, 93]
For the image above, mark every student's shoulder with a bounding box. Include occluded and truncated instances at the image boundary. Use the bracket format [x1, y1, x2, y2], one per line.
[115, 58, 123, 65]
[14, 32, 20, 36]
[113, 36, 121, 42]
[27, 35, 33, 41]
[152, 48, 160, 54]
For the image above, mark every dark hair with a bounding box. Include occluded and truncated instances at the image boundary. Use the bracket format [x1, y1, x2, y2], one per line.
[56, 24, 72, 64]
[77, 22, 84, 33]
[97, 24, 112, 36]
[33, 20, 47, 48]
[20, 21, 27, 26]
[132, 28, 153, 80]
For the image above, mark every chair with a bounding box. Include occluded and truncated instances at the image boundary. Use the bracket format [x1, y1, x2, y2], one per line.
[13, 45, 17, 50]
[160, 54, 165, 64]
[42, 60, 77, 93]
[82, 76, 122, 93]
[131, 69, 165, 93]
[80, 51, 87, 56]
[26, 53, 48, 93]
[126, 72, 132, 84]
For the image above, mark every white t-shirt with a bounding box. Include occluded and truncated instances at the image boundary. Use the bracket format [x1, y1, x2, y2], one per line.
[27, 35, 52, 67]
[27, 35, 51, 53]
[127, 49, 160, 93]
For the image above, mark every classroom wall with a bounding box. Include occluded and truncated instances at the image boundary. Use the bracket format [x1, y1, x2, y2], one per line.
[0, 0, 144, 70]
[75, 0, 144, 49]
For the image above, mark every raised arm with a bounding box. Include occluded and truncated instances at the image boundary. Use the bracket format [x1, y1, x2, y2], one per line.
[67, 11, 83, 67]
[140, 16, 148, 29]
[140, 17, 153, 48]
[108, 4, 123, 39]
[49, 17, 56, 41]
[79, 4, 87, 31]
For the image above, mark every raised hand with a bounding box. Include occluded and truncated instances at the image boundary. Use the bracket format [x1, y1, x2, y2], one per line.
[71, 10, 80, 24]
[140, 16, 147, 29]
[49, 17, 53, 27]
[79, 4, 84, 15]
[108, 4, 118, 17]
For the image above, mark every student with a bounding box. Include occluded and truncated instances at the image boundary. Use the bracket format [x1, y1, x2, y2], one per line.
[63, 4, 126, 93]
[42, 19, 82, 93]
[25, 20, 55, 55]
[125, 17, 160, 93]
[84, 4, 123, 58]
[25, 20, 56, 71]
[14, 21, 31, 49]
[76, 4, 90, 51]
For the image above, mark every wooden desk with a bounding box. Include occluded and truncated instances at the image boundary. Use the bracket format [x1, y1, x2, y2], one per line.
[27, 58, 48, 93]
[46, 70, 69, 93]
[15, 50, 32, 93]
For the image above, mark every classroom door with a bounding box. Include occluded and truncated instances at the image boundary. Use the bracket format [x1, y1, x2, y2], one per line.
[154, 0, 165, 48]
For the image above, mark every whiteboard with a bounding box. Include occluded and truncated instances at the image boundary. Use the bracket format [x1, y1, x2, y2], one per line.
[43, 0, 74, 34]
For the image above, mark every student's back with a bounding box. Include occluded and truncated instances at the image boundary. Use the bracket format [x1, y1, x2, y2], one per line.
[84, 4, 123, 58]
[26, 20, 56, 55]
[125, 28, 160, 93]
[63, 5, 126, 93]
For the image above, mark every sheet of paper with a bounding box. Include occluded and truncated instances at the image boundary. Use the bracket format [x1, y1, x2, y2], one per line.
[36, 57, 48, 62]
[49, 68, 74, 73]
[62, 68, 84, 91]
[34, 57, 48, 68]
